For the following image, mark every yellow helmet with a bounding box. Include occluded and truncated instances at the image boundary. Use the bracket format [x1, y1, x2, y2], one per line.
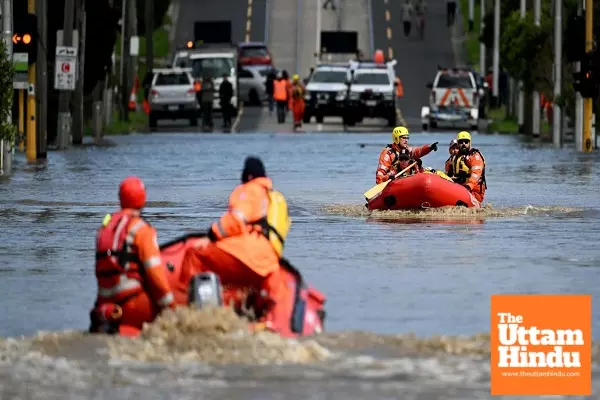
[292, 74, 300, 81]
[392, 126, 409, 144]
[457, 131, 472, 142]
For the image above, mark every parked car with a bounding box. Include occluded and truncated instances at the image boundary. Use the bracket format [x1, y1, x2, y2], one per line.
[147, 68, 198, 128]
[238, 65, 274, 105]
[238, 42, 273, 66]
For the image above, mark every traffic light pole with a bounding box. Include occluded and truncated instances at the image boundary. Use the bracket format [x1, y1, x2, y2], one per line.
[26, 0, 36, 161]
[1, 0, 13, 175]
[582, 0, 594, 152]
[36, 0, 47, 158]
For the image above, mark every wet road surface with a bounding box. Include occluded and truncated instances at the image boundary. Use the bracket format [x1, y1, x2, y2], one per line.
[1, 131, 599, 398]
[372, 0, 460, 129]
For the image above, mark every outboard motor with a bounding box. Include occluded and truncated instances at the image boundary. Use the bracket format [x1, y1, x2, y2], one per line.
[188, 272, 224, 308]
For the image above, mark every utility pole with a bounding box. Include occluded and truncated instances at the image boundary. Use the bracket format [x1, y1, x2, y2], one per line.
[1, 0, 13, 175]
[479, 0, 485, 75]
[56, 0, 75, 149]
[119, 0, 129, 122]
[468, 0, 474, 32]
[36, 0, 47, 158]
[316, 0, 321, 66]
[145, 0, 154, 73]
[517, 0, 526, 132]
[492, 0, 499, 102]
[582, 0, 593, 152]
[532, 0, 541, 137]
[26, 0, 36, 161]
[575, 2, 583, 151]
[72, 0, 85, 144]
[552, 0, 562, 148]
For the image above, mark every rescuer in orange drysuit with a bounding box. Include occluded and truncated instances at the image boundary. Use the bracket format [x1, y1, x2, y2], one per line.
[444, 139, 459, 177]
[291, 74, 306, 129]
[375, 126, 438, 184]
[90, 176, 175, 334]
[452, 131, 487, 203]
[179, 157, 290, 314]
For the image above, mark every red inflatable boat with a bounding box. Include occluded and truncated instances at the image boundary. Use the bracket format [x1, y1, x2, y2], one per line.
[158, 233, 326, 338]
[366, 171, 481, 210]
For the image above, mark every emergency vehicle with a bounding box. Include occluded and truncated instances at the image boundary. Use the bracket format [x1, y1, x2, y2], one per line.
[421, 67, 480, 131]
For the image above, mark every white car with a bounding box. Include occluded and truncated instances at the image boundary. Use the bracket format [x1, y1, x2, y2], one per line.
[344, 60, 398, 127]
[238, 65, 273, 105]
[421, 67, 480, 131]
[303, 63, 350, 123]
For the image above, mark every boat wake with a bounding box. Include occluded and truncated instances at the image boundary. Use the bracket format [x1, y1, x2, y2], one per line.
[320, 204, 585, 220]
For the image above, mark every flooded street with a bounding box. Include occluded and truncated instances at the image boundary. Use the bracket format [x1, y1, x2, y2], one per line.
[1, 131, 599, 398]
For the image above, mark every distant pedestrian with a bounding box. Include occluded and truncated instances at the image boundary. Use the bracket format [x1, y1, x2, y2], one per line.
[323, 0, 336, 10]
[219, 73, 234, 130]
[446, 0, 457, 27]
[401, 1, 414, 37]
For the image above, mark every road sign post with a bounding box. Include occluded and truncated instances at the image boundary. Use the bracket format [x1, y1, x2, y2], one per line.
[12, 52, 29, 89]
[54, 45, 77, 91]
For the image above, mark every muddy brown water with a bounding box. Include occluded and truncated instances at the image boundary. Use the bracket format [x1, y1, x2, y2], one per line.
[1, 132, 599, 399]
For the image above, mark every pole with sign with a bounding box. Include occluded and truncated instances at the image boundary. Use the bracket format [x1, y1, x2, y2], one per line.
[13, 52, 28, 150]
[54, 45, 77, 91]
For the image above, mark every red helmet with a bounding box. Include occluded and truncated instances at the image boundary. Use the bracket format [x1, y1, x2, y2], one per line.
[119, 176, 146, 209]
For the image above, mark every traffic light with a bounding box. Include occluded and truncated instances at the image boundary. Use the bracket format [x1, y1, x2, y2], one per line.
[13, 13, 38, 64]
[573, 51, 600, 99]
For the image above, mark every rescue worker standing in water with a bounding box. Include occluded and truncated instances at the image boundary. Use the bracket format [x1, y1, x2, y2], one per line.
[291, 74, 306, 129]
[90, 176, 175, 334]
[179, 157, 291, 315]
[445, 139, 459, 177]
[375, 126, 438, 184]
[273, 73, 288, 123]
[452, 131, 487, 203]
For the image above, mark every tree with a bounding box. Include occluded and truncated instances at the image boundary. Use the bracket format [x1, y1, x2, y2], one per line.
[0, 39, 16, 144]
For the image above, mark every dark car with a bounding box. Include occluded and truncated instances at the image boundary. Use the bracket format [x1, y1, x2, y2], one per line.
[238, 42, 273, 66]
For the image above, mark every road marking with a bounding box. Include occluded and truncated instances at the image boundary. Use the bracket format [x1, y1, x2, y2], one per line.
[388, 47, 393, 59]
[232, 102, 245, 132]
[245, 0, 253, 42]
[386, 27, 392, 40]
[396, 107, 407, 126]
[385, 10, 390, 21]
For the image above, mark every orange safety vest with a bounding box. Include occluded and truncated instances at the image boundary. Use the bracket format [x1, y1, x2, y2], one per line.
[95, 211, 148, 304]
[273, 80, 287, 101]
[395, 78, 404, 97]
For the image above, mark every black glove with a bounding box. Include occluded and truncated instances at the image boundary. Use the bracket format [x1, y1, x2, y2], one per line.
[388, 173, 396, 181]
[430, 142, 438, 151]
[415, 158, 423, 167]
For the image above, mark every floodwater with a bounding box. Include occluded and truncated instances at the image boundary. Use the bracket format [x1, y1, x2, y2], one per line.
[1, 131, 599, 399]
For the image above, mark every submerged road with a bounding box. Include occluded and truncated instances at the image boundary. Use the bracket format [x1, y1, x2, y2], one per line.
[1, 133, 600, 398]
[153, 0, 268, 133]
[371, 0, 457, 129]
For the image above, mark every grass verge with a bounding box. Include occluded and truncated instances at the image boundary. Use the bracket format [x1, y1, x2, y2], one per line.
[84, 110, 148, 136]
[486, 105, 551, 134]
[459, 0, 481, 70]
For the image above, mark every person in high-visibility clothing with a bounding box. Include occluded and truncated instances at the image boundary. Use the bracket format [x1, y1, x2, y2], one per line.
[90, 176, 175, 335]
[291, 74, 306, 129]
[395, 77, 404, 98]
[178, 156, 292, 314]
[273, 72, 289, 123]
[451, 131, 487, 204]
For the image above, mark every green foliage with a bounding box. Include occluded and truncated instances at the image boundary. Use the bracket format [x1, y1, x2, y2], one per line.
[0, 39, 16, 144]
[499, 12, 550, 92]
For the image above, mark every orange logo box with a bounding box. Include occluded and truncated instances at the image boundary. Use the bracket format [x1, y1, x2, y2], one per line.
[490, 294, 592, 396]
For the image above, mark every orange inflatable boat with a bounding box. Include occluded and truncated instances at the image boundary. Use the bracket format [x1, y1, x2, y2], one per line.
[159, 233, 326, 338]
[366, 170, 481, 210]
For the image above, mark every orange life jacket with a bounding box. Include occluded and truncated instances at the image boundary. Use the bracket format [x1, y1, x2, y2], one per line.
[95, 211, 147, 304]
[273, 80, 288, 101]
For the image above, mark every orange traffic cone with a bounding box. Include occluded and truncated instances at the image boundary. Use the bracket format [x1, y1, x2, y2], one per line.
[128, 76, 140, 111]
[142, 98, 150, 115]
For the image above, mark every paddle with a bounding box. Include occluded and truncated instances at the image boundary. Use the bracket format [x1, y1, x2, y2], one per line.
[364, 161, 418, 201]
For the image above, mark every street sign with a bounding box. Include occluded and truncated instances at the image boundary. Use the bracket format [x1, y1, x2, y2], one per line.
[54, 46, 78, 91]
[12, 52, 29, 89]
